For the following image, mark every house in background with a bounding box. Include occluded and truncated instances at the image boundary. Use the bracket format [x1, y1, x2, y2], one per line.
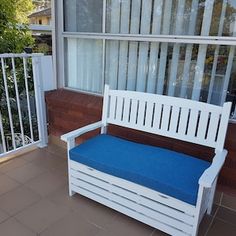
[28, 7, 51, 26]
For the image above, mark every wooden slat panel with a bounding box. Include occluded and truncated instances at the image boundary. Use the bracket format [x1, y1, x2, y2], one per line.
[206, 112, 220, 143]
[71, 185, 188, 236]
[169, 106, 180, 134]
[129, 99, 138, 125]
[122, 97, 131, 124]
[137, 100, 146, 126]
[109, 95, 117, 120]
[71, 161, 195, 215]
[161, 105, 171, 131]
[70, 169, 194, 225]
[71, 177, 193, 233]
[178, 107, 189, 135]
[152, 103, 163, 130]
[145, 102, 154, 128]
[187, 109, 199, 137]
[116, 96, 124, 121]
[196, 111, 209, 141]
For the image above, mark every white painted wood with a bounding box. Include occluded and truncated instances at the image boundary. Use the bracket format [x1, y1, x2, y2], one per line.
[167, 0, 186, 96]
[61, 85, 231, 236]
[146, 0, 163, 93]
[157, 0, 172, 94]
[118, 0, 130, 90]
[191, 0, 214, 101]
[70, 160, 195, 215]
[136, 1, 152, 92]
[127, 0, 141, 90]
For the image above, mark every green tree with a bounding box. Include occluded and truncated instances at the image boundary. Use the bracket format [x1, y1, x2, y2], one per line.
[0, 0, 35, 53]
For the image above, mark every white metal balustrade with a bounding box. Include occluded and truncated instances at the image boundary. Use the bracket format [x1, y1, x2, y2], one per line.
[0, 53, 48, 158]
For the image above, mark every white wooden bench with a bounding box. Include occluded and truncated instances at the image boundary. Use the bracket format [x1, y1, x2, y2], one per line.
[61, 85, 231, 236]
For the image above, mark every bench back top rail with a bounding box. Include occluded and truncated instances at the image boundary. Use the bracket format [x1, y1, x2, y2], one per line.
[102, 85, 231, 152]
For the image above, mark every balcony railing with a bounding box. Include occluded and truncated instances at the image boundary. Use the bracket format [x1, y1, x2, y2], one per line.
[0, 53, 48, 158]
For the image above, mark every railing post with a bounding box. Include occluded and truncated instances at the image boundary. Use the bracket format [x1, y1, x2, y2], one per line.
[32, 56, 48, 148]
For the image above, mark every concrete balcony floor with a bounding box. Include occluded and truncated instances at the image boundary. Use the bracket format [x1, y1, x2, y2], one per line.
[0, 144, 235, 236]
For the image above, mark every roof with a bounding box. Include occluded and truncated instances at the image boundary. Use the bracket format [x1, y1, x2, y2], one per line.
[28, 8, 51, 18]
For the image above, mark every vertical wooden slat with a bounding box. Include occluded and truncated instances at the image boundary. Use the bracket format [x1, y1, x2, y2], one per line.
[1, 58, 16, 150]
[161, 105, 171, 131]
[136, 1, 152, 92]
[147, 0, 163, 93]
[108, 0, 121, 89]
[145, 102, 154, 128]
[118, 0, 130, 90]
[123, 97, 131, 124]
[192, 0, 214, 101]
[127, 0, 142, 90]
[12, 58, 25, 146]
[169, 106, 180, 134]
[187, 109, 199, 137]
[207, 0, 227, 103]
[152, 103, 163, 130]
[129, 99, 138, 125]
[177, 107, 189, 135]
[220, 45, 236, 105]
[206, 112, 220, 143]
[180, 0, 199, 98]
[67, 38, 78, 88]
[196, 111, 209, 140]
[137, 101, 146, 126]
[109, 95, 117, 120]
[167, 0, 186, 96]
[116, 96, 124, 121]
[156, 0, 172, 94]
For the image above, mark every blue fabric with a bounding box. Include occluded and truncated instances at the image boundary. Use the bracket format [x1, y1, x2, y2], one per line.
[69, 134, 210, 205]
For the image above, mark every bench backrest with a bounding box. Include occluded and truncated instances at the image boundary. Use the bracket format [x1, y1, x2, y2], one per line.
[102, 85, 231, 152]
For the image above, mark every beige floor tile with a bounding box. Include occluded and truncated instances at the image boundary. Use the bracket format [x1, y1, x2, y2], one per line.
[40, 211, 101, 236]
[6, 162, 47, 183]
[31, 150, 66, 171]
[44, 144, 67, 159]
[0, 218, 36, 236]
[96, 213, 155, 236]
[207, 218, 236, 236]
[0, 209, 9, 224]
[25, 171, 67, 197]
[47, 186, 117, 228]
[0, 158, 28, 173]
[215, 206, 236, 226]
[21, 148, 49, 162]
[0, 186, 41, 216]
[0, 174, 20, 196]
[15, 199, 70, 233]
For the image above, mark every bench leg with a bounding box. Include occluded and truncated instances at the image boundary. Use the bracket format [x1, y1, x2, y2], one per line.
[207, 178, 217, 215]
[69, 185, 76, 196]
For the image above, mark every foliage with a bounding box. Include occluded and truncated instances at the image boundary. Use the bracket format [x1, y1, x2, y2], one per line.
[0, 0, 35, 53]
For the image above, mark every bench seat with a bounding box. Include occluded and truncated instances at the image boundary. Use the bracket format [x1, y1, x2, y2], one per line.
[70, 134, 211, 205]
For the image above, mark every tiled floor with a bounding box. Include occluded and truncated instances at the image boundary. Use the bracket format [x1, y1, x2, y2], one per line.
[0, 145, 235, 236]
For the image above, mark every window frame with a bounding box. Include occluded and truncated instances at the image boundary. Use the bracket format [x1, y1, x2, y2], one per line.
[58, 0, 236, 119]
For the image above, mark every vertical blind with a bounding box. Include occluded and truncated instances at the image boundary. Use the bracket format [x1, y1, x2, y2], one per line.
[64, 0, 236, 111]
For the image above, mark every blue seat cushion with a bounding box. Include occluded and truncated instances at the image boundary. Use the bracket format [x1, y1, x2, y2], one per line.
[69, 134, 211, 205]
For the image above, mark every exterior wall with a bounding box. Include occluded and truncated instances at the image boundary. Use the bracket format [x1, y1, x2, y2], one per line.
[45, 89, 236, 194]
[29, 16, 51, 25]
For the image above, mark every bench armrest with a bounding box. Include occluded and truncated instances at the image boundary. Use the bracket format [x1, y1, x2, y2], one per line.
[61, 121, 103, 142]
[199, 150, 228, 188]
